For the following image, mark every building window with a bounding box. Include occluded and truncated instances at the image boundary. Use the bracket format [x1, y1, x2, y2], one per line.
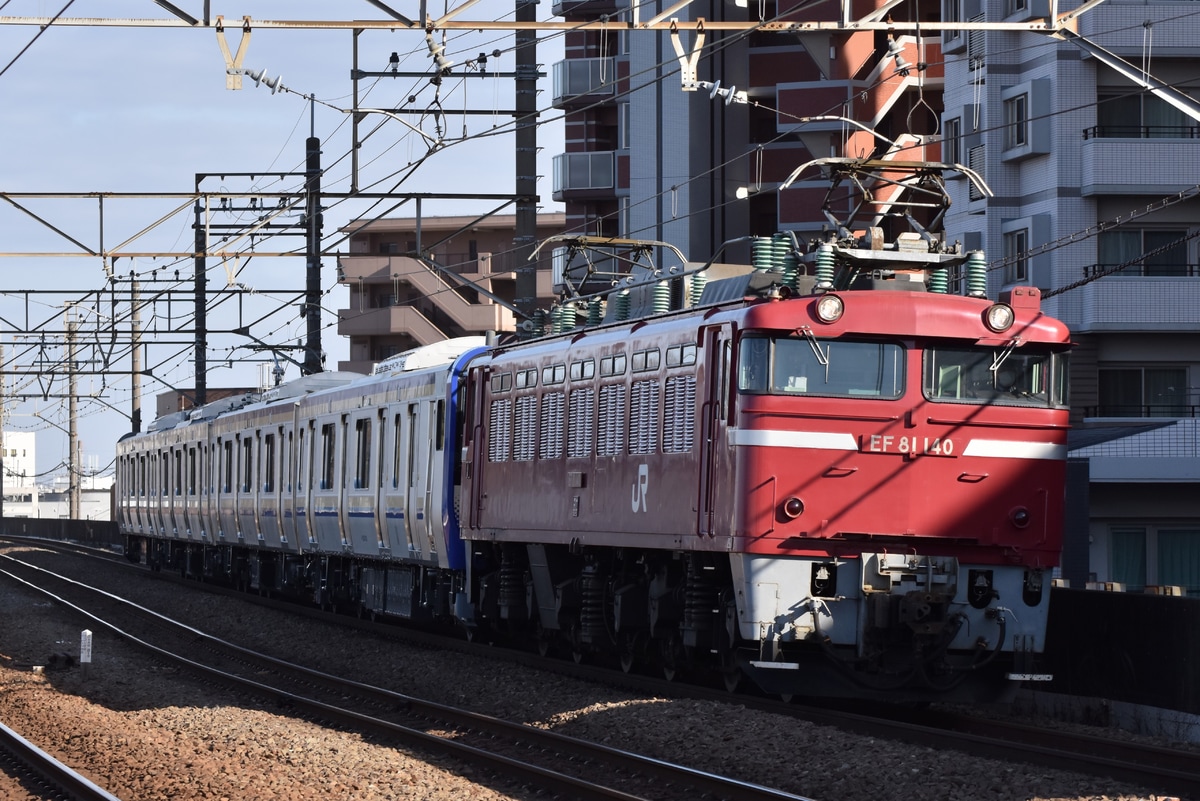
[1003, 229, 1028, 284]
[943, 0, 961, 40]
[1098, 367, 1188, 417]
[1110, 526, 1147, 591]
[1003, 94, 1028, 150]
[943, 117, 961, 165]
[1094, 92, 1198, 139]
[1097, 229, 1190, 277]
[1158, 529, 1200, 595]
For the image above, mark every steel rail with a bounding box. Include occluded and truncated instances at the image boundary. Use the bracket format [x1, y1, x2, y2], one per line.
[0, 550, 813, 801]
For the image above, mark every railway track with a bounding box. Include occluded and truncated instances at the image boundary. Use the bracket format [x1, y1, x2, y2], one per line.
[0, 547, 811, 801]
[0, 718, 123, 801]
[6, 536, 1199, 799]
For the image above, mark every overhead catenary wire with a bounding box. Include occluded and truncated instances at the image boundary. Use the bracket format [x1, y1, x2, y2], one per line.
[9, 4, 1200, 455]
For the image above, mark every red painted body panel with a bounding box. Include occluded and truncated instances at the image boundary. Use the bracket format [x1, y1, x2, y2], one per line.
[462, 286, 1070, 572]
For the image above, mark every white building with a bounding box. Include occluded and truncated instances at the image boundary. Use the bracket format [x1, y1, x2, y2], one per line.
[1, 430, 39, 518]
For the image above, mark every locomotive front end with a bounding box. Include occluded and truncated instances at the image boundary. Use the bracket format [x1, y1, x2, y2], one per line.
[729, 284, 1071, 701]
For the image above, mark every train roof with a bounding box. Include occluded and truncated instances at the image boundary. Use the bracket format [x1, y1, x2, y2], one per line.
[370, 336, 487, 375]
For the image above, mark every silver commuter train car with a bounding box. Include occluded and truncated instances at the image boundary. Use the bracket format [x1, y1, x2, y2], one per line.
[116, 337, 486, 615]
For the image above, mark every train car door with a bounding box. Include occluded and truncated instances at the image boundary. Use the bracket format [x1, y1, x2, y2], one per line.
[372, 407, 387, 552]
[405, 402, 435, 560]
[346, 410, 381, 556]
[279, 423, 298, 552]
[699, 324, 735, 537]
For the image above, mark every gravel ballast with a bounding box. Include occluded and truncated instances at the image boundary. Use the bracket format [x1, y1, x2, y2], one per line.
[0, 544, 1185, 801]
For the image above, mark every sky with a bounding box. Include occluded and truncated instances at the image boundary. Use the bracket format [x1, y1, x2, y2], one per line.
[0, 1, 565, 481]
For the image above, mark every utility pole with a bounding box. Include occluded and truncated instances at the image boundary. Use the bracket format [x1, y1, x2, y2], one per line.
[513, 0, 539, 322]
[304, 135, 323, 375]
[194, 189, 208, 406]
[131, 277, 142, 434]
[67, 307, 80, 519]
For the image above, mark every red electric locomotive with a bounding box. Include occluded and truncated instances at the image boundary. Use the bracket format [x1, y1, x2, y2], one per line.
[457, 161, 1071, 702]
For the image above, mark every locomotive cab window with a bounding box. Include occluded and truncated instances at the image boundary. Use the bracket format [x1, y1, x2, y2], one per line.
[738, 336, 904, 398]
[924, 346, 1068, 408]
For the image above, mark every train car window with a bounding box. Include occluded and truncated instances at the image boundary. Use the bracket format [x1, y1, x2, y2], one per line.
[354, 419, 371, 489]
[663, 375, 697, 453]
[435, 399, 446, 451]
[597, 384, 627, 456]
[297, 428, 306, 492]
[924, 346, 1068, 408]
[514, 395, 537, 460]
[631, 348, 661, 373]
[600, 354, 628, 376]
[263, 435, 275, 493]
[490, 372, 513, 393]
[542, 363, 567, 385]
[139, 456, 147, 496]
[539, 392, 565, 459]
[341, 417, 352, 493]
[570, 359, 596, 381]
[392, 413, 403, 489]
[489, 398, 513, 462]
[320, 423, 336, 490]
[174, 450, 183, 496]
[188, 448, 198, 496]
[630, 380, 661, 454]
[408, 406, 419, 486]
[739, 336, 904, 399]
[221, 440, 233, 494]
[285, 431, 293, 493]
[240, 438, 253, 493]
[515, 369, 538, 389]
[567, 388, 595, 458]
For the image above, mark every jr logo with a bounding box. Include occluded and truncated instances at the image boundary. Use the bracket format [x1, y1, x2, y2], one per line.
[631, 464, 649, 513]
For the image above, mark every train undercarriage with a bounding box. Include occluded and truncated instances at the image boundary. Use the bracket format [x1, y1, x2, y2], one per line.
[125, 534, 1032, 702]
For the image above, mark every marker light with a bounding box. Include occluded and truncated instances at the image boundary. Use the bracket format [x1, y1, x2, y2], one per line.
[815, 294, 844, 323]
[783, 497, 805, 518]
[984, 303, 1015, 332]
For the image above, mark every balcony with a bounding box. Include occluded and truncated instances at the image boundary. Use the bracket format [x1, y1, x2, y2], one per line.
[552, 58, 618, 109]
[1081, 134, 1200, 195]
[1084, 125, 1200, 140]
[552, 151, 616, 201]
[1070, 276, 1200, 333]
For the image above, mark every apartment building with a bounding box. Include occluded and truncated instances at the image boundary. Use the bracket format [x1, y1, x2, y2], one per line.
[336, 213, 566, 374]
[939, 0, 1200, 592]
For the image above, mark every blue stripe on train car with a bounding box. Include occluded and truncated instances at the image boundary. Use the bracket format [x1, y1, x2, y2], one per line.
[441, 346, 488, 572]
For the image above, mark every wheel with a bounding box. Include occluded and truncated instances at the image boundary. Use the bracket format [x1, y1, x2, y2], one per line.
[618, 633, 638, 674]
[535, 622, 553, 657]
[660, 635, 682, 682]
[722, 667, 743, 693]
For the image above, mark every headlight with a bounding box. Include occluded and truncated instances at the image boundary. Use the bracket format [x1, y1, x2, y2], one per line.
[984, 303, 1015, 332]
[815, 294, 844, 323]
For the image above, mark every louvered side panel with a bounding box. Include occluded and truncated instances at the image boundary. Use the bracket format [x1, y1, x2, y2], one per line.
[567, 388, 595, 458]
[513, 395, 538, 461]
[630, 380, 660, 455]
[488, 398, 512, 462]
[598, 384, 626, 456]
[540, 392, 564, 459]
[664, 375, 696, 453]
